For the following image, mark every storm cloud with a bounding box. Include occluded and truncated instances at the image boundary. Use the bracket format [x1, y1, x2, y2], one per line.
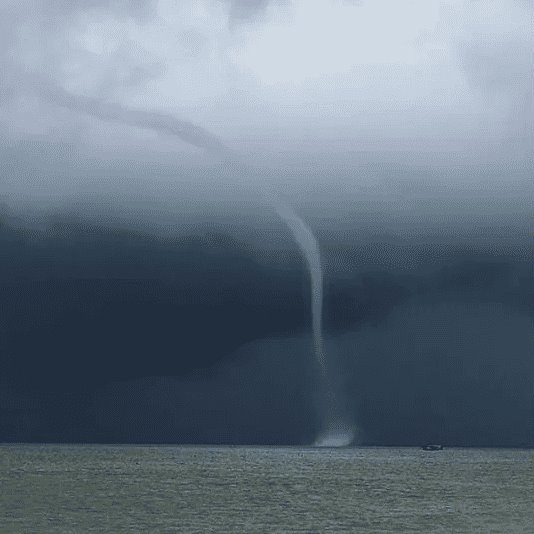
[0, 1, 532, 445]
[221, 0, 284, 24]
[1, 0, 532, 163]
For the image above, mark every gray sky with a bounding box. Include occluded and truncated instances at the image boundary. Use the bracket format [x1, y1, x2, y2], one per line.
[0, 0, 532, 212]
[0, 1, 532, 450]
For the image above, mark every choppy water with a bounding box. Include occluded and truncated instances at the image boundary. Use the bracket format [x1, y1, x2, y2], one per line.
[0, 445, 533, 533]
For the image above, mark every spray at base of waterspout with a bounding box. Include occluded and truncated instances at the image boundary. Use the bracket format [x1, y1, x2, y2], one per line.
[313, 379, 356, 447]
[314, 426, 355, 447]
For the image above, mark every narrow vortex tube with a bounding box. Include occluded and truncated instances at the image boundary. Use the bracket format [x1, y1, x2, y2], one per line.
[273, 202, 326, 373]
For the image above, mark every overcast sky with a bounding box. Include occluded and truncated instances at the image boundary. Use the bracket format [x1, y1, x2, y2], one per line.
[0, 1, 532, 447]
[0, 0, 532, 208]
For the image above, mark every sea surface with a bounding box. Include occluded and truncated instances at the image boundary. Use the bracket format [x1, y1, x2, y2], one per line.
[0, 444, 533, 533]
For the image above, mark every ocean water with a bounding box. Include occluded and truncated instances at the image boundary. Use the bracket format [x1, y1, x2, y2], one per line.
[0, 445, 533, 533]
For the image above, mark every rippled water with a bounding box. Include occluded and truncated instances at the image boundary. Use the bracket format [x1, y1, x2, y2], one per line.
[1, 445, 533, 532]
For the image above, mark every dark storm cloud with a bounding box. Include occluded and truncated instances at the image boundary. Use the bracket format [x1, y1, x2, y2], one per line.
[0, 215, 307, 383]
[0, 210, 531, 445]
[220, 0, 283, 23]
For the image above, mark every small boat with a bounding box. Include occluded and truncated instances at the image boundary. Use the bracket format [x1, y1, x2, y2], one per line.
[422, 444, 443, 451]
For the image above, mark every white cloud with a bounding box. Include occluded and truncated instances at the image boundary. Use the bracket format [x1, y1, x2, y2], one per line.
[0, 0, 531, 172]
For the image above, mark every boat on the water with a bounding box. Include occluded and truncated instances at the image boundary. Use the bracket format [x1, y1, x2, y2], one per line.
[422, 444, 443, 451]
